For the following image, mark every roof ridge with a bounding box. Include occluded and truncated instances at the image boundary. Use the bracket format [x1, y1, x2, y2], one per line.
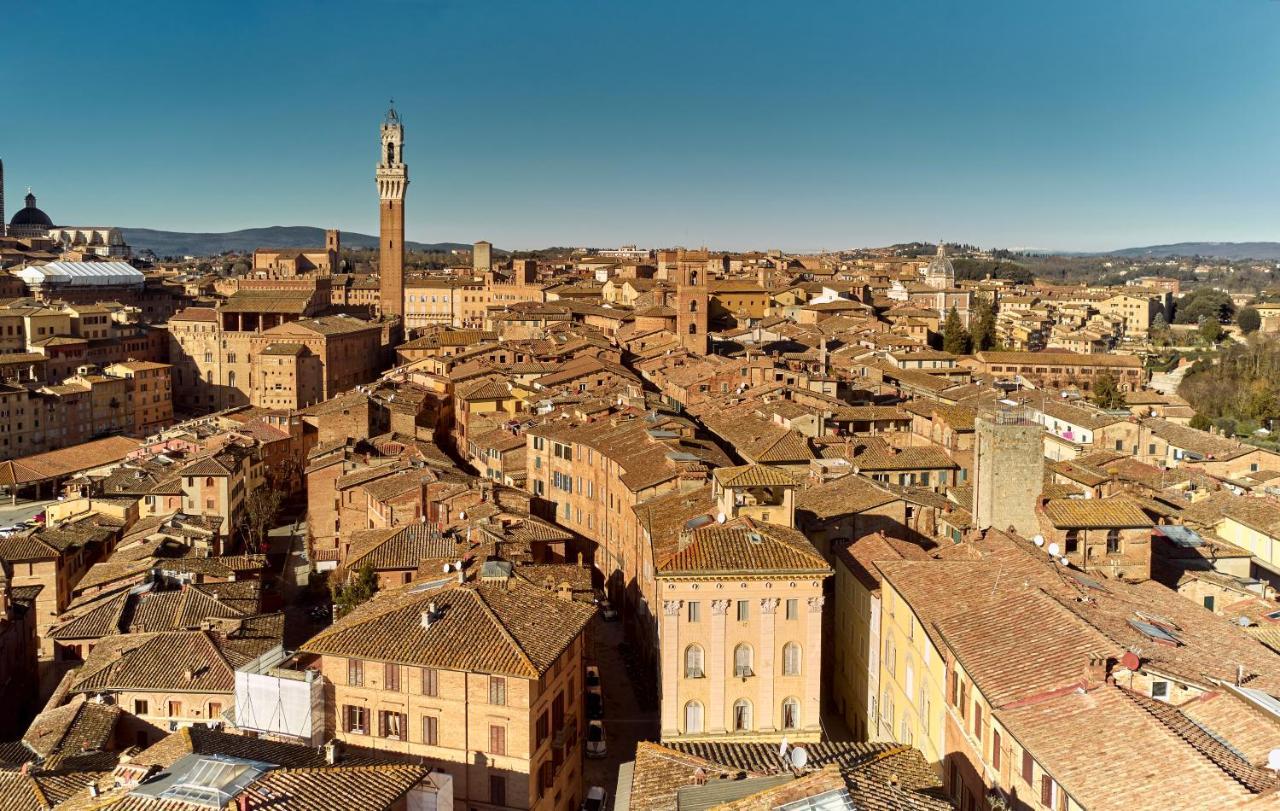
[1116, 685, 1278, 794]
[470, 585, 539, 678]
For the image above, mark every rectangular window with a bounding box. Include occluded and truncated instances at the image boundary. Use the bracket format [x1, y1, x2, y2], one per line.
[134, 699, 149, 716]
[348, 659, 363, 686]
[490, 676, 507, 705]
[421, 667, 438, 696]
[536, 711, 549, 746]
[384, 662, 400, 691]
[490, 775, 506, 807]
[168, 701, 183, 717]
[1152, 680, 1169, 700]
[737, 600, 749, 622]
[1041, 775, 1054, 807]
[423, 715, 439, 745]
[785, 599, 798, 620]
[379, 710, 405, 739]
[687, 601, 700, 622]
[1022, 749, 1033, 784]
[992, 728, 1002, 770]
[344, 706, 368, 734]
[973, 703, 983, 741]
[488, 724, 507, 756]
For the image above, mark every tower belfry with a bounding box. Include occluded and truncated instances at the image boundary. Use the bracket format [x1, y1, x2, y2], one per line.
[377, 101, 408, 318]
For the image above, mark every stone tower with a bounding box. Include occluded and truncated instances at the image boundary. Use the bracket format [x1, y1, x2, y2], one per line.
[674, 254, 709, 354]
[377, 104, 408, 317]
[0, 157, 5, 237]
[972, 408, 1044, 538]
[325, 228, 341, 273]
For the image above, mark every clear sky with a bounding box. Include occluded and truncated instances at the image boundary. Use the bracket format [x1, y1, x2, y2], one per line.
[5, 0, 1279, 251]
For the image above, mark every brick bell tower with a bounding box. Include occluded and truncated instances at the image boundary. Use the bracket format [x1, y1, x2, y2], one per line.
[675, 255, 709, 354]
[377, 102, 408, 318]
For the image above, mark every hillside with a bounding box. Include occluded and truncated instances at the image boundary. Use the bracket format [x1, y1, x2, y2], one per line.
[1106, 242, 1280, 261]
[120, 226, 472, 257]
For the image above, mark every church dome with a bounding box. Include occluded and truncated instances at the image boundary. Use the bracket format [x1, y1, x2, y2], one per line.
[11, 192, 53, 229]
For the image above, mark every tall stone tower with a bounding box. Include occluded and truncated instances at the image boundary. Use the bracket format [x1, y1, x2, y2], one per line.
[325, 229, 341, 274]
[674, 254, 709, 354]
[972, 408, 1045, 538]
[1, 157, 6, 238]
[377, 104, 408, 317]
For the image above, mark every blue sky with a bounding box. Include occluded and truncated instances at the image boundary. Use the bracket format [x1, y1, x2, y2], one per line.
[5, 0, 1279, 251]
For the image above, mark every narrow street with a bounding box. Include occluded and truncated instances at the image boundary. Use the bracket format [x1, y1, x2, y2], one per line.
[583, 615, 659, 809]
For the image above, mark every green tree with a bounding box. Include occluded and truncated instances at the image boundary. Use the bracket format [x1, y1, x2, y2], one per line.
[332, 561, 378, 618]
[1189, 412, 1212, 431]
[1199, 318, 1222, 344]
[942, 307, 971, 354]
[1173, 288, 1234, 324]
[969, 295, 997, 352]
[1091, 372, 1127, 409]
[1237, 306, 1261, 334]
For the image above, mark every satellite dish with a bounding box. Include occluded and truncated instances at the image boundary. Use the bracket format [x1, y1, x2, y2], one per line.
[716, 512, 727, 524]
[790, 747, 808, 769]
[1047, 542, 1060, 557]
[442, 564, 451, 574]
[777, 738, 788, 758]
[1059, 557, 1069, 566]
[1268, 748, 1280, 771]
[1120, 651, 1141, 671]
[1237, 616, 1252, 627]
[1033, 535, 1045, 547]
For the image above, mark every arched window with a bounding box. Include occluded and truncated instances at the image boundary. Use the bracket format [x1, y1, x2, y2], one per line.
[205, 477, 214, 487]
[386, 142, 395, 164]
[1064, 529, 1079, 554]
[227, 370, 236, 390]
[684, 701, 703, 734]
[782, 642, 802, 676]
[732, 699, 752, 731]
[690, 271, 699, 286]
[781, 697, 800, 730]
[1106, 529, 1121, 554]
[684, 645, 704, 678]
[733, 644, 753, 677]
[688, 323, 697, 335]
[689, 300, 698, 313]
[205, 370, 213, 385]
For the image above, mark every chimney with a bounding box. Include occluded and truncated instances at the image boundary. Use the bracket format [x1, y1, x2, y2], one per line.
[556, 581, 573, 602]
[1236, 663, 1245, 686]
[1084, 655, 1107, 686]
[89, 783, 100, 798]
[323, 739, 342, 765]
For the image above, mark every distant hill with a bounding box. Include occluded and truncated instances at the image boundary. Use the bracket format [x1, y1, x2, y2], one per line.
[119, 226, 471, 258]
[1106, 242, 1280, 261]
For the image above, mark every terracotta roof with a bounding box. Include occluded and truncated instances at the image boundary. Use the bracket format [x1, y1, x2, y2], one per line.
[711, 464, 802, 489]
[659, 517, 830, 576]
[22, 698, 122, 758]
[1041, 497, 1153, 528]
[795, 473, 900, 520]
[0, 435, 142, 486]
[344, 524, 456, 572]
[301, 579, 594, 679]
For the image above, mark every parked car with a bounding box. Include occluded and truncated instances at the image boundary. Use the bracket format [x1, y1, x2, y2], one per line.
[586, 720, 607, 758]
[598, 599, 618, 622]
[582, 786, 608, 811]
[586, 688, 604, 720]
[585, 665, 601, 690]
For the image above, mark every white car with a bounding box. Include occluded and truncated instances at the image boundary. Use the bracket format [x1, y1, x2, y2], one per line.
[586, 720, 607, 758]
[582, 786, 608, 811]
